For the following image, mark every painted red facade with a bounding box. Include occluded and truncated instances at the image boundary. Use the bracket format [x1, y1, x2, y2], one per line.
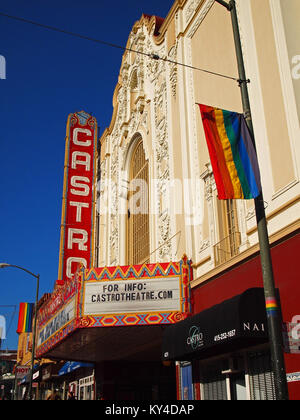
[192, 231, 300, 400]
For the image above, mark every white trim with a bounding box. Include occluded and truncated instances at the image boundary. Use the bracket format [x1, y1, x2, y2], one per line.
[236, 0, 274, 201]
[268, 0, 300, 184]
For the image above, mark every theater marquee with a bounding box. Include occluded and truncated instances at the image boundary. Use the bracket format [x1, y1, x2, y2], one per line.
[77, 258, 192, 328]
[84, 276, 181, 315]
[36, 257, 192, 358]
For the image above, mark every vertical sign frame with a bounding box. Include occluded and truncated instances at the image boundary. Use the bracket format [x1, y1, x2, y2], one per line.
[58, 111, 98, 285]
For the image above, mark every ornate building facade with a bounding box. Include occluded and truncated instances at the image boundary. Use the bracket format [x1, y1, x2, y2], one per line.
[30, 0, 300, 400]
[97, 0, 300, 276]
[97, 0, 300, 400]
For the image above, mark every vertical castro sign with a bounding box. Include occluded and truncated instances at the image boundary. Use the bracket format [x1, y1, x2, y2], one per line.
[58, 111, 98, 284]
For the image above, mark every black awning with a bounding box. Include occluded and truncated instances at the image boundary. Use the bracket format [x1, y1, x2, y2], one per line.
[162, 288, 269, 361]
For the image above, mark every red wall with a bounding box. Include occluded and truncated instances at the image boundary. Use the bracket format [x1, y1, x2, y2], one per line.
[192, 231, 300, 400]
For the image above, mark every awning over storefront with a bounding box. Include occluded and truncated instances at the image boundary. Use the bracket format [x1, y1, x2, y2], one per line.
[162, 288, 269, 361]
[58, 361, 94, 376]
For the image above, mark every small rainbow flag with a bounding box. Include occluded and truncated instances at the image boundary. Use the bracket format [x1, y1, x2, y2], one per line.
[199, 104, 262, 200]
[266, 297, 278, 316]
[17, 302, 34, 334]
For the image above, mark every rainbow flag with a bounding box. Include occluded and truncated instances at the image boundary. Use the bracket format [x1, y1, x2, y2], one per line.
[199, 104, 262, 199]
[17, 302, 34, 334]
[265, 297, 278, 316]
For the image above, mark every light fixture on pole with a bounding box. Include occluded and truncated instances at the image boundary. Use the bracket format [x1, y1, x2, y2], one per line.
[0, 263, 40, 400]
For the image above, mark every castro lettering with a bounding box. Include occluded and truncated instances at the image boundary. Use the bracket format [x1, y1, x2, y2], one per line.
[187, 326, 204, 350]
[58, 112, 97, 283]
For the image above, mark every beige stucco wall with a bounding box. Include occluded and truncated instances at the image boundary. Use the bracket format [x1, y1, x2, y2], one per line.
[250, 0, 295, 193]
[280, 0, 300, 124]
[97, 0, 300, 283]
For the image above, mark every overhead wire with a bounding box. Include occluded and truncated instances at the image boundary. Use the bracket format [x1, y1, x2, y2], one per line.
[0, 11, 238, 82]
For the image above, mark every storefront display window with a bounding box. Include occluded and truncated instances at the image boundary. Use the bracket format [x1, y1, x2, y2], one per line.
[247, 351, 276, 400]
[179, 362, 194, 400]
[200, 359, 228, 400]
[78, 375, 94, 400]
[198, 350, 275, 400]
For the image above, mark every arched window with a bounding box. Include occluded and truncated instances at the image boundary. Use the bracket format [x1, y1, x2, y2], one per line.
[214, 199, 241, 265]
[127, 139, 149, 265]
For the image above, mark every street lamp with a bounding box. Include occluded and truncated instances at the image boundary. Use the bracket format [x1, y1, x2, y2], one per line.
[0, 263, 40, 400]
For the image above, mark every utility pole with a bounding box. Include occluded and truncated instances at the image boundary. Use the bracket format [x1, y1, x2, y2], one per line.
[215, 0, 289, 400]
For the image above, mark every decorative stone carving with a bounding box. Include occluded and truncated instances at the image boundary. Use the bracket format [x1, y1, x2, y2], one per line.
[168, 44, 178, 98]
[187, 0, 215, 38]
[99, 19, 175, 264]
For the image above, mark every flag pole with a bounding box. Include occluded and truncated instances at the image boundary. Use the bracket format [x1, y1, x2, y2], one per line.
[215, 0, 289, 400]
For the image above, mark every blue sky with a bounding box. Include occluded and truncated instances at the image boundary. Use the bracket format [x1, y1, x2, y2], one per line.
[0, 0, 174, 350]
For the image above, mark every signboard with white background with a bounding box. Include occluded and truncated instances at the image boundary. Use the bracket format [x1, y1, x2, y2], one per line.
[83, 276, 181, 315]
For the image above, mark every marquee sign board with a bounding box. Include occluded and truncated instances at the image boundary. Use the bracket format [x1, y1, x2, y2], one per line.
[83, 276, 181, 315]
[37, 297, 76, 349]
[36, 270, 79, 358]
[36, 257, 192, 358]
[77, 258, 192, 328]
[57, 111, 98, 284]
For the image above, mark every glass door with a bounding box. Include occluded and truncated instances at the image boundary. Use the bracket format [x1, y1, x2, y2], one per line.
[229, 373, 247, 400]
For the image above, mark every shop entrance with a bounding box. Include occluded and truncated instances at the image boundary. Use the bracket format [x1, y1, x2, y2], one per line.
[96, 361, 177, 400]
[198, 349, 276, 400]
[229, 372, 247, 400]
[78, 375, 94, 400]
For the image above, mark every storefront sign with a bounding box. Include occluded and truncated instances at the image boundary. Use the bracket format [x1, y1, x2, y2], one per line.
[84, 276, 181, 315]
[162, 288, 269, 361]
[33, 371, 39, 380]
[58, 111, 97, 284]
[186, 326, 204, 350]
[287, 372, 300, 383]
[36, 258, 192, 358]
[78, 259, 192, 328]
[16, 366, 30, 378]
[42, 367, 51, 381]
[37, 273, 78, 328]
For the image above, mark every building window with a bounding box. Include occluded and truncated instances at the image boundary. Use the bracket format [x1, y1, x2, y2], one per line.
[214, 199, 241, 266]
[247, 351, 276, 400]
[199, 352, 275, 400]
[200, 359, 228, 400]
[127, 139, 150, 265]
